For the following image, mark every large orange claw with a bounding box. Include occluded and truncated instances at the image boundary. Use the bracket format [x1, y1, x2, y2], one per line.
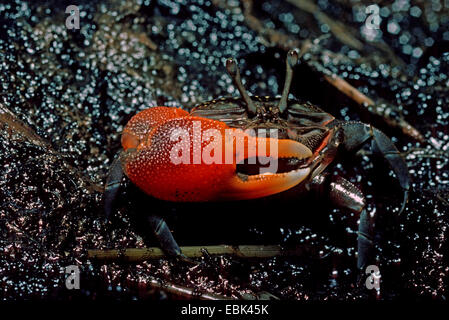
[121, 107, 312, 202]
[121, 106, 189, 150]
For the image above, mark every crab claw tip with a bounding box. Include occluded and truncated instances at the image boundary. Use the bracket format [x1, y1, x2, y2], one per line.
[278, 139, 312, 159]
[221, 167, 311, 200]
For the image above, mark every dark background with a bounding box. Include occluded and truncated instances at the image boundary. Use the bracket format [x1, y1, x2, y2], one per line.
[0, 0, 448, 300]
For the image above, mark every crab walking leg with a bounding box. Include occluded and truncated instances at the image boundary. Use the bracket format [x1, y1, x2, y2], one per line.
[309, 174, 371, 269]
[320, 121, 410, 270]
[357, 209, 373, 270]
[309, 174, 366, 213]
[370, 128, 410, 213]
[103, 153, 187, 260]
[104, 154, 125, 218]
[147, 215, 186, 259]
[341, 122, 411, 214]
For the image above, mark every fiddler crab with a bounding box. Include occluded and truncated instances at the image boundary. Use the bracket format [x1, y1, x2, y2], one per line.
[105, 50, 410, 271]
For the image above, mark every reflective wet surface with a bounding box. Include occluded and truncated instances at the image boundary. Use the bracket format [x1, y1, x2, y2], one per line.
[0, 0, 448, 300]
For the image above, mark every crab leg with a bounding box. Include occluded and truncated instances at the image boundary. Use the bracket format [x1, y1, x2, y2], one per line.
[338, 122, 411, 271]
[104, 155, 125, 218]
[309, 174, 366, 214]
[357, 209, 373, 270]
[147, 215, 187, 259]
[103, 151, 186, 259]
[309, 173, 371, 269]
[341, 122, 410, 214]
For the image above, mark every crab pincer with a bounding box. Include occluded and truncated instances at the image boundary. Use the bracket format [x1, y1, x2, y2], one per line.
[121, 106, 312, 202]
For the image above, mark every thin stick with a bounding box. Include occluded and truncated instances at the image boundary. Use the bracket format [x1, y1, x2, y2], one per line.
[147, 279, 235, 300]
[0, 103, 104, 192]
[147, 279, 278, 300]
[214, 1, 422, 142]
[239, 0, 300, 50]
[88, 244, 314, 262]
[323, 74, 425, 143]
[285, 0, 363, 51]
[0, 103, 50, 148]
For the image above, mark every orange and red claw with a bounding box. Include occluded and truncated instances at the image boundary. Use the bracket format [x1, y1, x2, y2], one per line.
[220, 129, 311, 200]
[122, 106, 189, 150]
[122, 107, 312, 202]
[220, 167, 311, 201]
[123, 116, 234, 202]
[231, 130, 312, 163]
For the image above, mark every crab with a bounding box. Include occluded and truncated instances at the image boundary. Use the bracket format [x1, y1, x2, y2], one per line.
[104, 50, 410, 271]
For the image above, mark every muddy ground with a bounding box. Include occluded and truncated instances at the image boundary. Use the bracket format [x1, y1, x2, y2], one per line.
[0, 0, 448, 300]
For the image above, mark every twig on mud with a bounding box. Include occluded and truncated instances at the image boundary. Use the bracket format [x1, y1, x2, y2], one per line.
[0, 103, 103, 192]
[322, 74, 425, 142]
[239, 0, 300, 50]
[134, 275, 280, 300]
[88, 244, 315, 262]
[135, 32, 158, 51]
[145, 278, 279, 300]
[146, 278, 235, 300]
[227, 0, 422, 142]
[297, 41, 424, 142]
[436, 194, 449, 207]
[286, 0, 364, 51]
[0, 104, 50, 148]
[287, 0, 405, 66]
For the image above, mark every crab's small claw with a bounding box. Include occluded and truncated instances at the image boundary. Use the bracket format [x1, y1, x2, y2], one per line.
[121, 108, 312, 202]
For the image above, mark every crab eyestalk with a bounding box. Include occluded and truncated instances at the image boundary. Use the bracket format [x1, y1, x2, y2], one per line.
[225, 58, 258, 115]
[278, 49, 299, 114]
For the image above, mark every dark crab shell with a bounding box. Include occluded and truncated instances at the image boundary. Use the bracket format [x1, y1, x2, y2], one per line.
[190, 96, 336, 154]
